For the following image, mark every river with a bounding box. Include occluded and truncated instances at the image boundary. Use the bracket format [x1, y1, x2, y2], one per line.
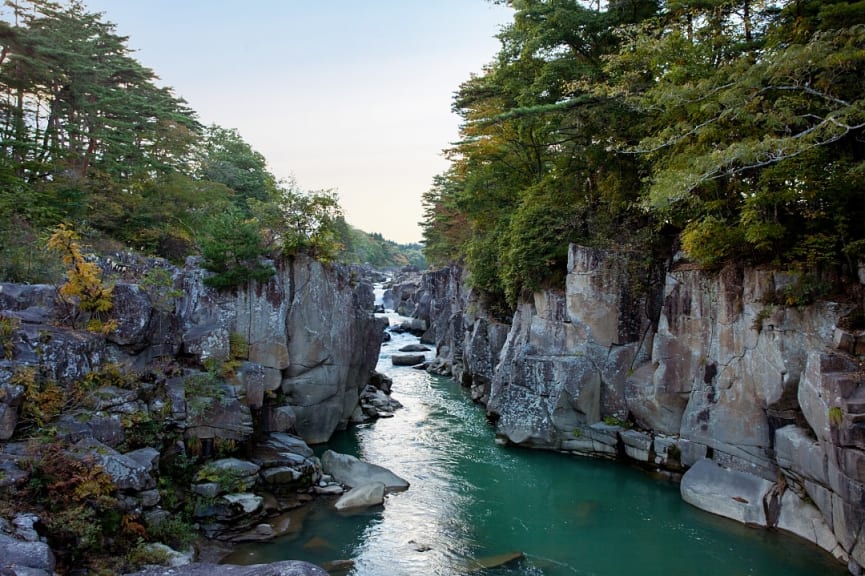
[224, 309, 845, 575]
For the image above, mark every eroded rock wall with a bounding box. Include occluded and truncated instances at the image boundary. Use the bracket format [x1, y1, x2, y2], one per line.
[178, 254, 387, 444]
[411, 245, 865, 570]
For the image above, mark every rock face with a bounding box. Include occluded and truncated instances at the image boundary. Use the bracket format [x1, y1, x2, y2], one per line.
[406, 244, 865, 570]
[0, 532, 55, 575]
[179, 255, 388, 445]
[0, 254, 389, 567]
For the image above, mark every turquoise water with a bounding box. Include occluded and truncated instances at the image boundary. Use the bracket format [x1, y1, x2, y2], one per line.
[225, 314, 845, 575]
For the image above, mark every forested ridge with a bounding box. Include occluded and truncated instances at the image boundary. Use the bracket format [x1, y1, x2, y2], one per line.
[0, 0, 421, 286]
[422, 0, 865, 308]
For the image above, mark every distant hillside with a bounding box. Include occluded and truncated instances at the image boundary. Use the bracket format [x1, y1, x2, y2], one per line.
[336, 220, 425, 270]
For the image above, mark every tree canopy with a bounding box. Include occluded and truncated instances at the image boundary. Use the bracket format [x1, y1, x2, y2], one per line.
[0, 0, 414, 285]
[422, 0, 865, 307]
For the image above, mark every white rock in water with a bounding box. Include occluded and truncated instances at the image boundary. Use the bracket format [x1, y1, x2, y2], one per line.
[334, 482, 386, 510]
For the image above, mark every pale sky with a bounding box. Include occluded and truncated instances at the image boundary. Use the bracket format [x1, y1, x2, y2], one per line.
[81, 1, 513, 244]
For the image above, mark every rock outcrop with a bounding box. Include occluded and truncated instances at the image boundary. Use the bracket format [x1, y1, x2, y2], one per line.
[403, 244, 865, 571]
[0, 253, 389, 570]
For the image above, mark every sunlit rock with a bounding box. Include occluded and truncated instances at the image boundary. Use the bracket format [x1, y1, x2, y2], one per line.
[334, 481, 385, 510]
[321, 449, 409, 491]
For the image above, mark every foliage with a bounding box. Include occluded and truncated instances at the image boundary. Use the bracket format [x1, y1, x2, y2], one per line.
[184, 366, 229, 417]
[193, 462, 247, 493]
[250, 179, 344, 262]
[198, 207, 275, 290]
[196, 125, 277, 212]
[422, 0, 658, 307]
[423, 0, 865, 308]
[140, 267, 183, 313]
[229, 332, 249, 361]
[14, 366, 65, 429]
[144, 516, 198, 551]
[0, 219, 64, 283]
[829, 406, 845, 427]
[0, 314, 20, 359]
[336, 219, 426, 269]
[77, 362, 140, 393]
[0, 3, 378, 278]
[46, 224, 117, 333]
[22, 441, 127, 570]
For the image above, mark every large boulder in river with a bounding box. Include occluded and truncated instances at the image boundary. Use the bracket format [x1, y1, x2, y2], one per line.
[321, 450, 409, 491]
[392, 353, 425, 366]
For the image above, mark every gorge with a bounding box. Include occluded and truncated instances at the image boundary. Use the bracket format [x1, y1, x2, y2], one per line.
[0, 245, 862, 574]
[388, 244, 865, 573]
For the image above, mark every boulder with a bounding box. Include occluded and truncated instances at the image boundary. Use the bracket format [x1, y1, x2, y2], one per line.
[334, 481, 386, 510]
[0, 533, 55, 574]
[71, 438, 155, 491]
[106, 283, 153, 348]
[392, 354, 425, 366]
[680, 459, 773, 526]
[320, 450, 409, 491]
[777, 490, 846, 560]
[139, 543, 195, 567]
[398, 344, 430, 352]
[249, 434, 319, 493]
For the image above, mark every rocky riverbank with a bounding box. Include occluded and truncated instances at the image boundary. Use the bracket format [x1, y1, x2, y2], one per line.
[390, 245, 865, 573]
[0, 253, 395, 573]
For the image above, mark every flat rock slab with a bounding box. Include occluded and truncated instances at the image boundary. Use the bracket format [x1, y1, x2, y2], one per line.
[0, 533, 55, 573]
[680, 458, 773, 526]
[125, 562, 328, 576]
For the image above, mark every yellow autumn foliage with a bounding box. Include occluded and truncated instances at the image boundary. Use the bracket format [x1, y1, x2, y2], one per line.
[47, 225, 116, 332]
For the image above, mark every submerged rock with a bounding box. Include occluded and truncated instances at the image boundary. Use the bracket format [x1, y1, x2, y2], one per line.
[459, 551, 525, 571]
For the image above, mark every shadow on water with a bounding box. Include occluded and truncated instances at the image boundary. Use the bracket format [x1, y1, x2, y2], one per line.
[225, 310, 846, 576]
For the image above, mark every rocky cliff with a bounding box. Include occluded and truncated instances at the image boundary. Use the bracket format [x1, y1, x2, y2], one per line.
[0, 253, 388, 573]
[406, 245, 865, 572]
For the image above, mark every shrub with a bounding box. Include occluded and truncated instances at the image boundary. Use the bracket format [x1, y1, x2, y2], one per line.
[0, 314, 20, 360]
[198, 208, 275, 290]
[46, 224, 117, 333]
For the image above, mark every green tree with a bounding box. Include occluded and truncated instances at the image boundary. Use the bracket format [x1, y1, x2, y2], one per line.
[604, 0, 865, 270]
[196, 125, 277, 212]
[424, 0, 657, 306]
[249, 179, 343, 262]
[198, 207, 275, 290]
